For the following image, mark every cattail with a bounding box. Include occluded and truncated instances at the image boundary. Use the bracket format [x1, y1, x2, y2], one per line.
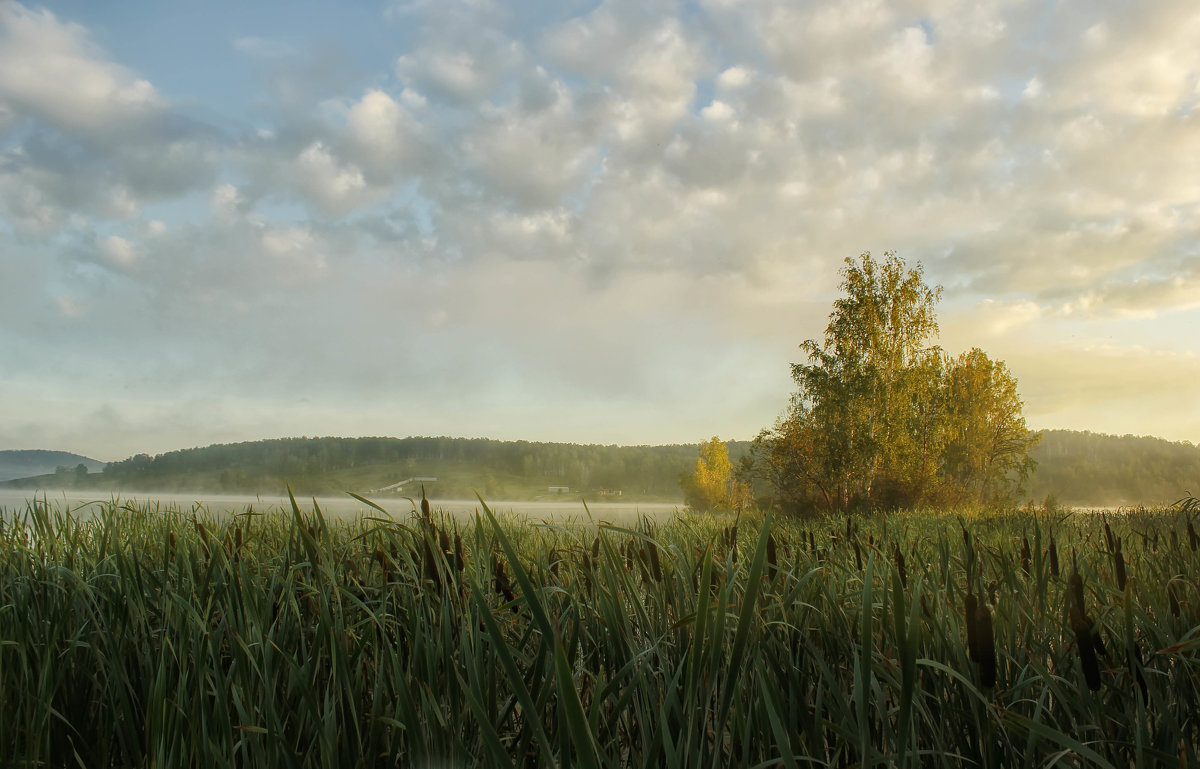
[1113, 537, 1127, 591]
[422, 536, 440, 589]
[420, 486, 431, 519]
[646, 543, 662, 583]
[168, 530, 177, 558]
[1129, 640, 1149, 703]
[1103, 517, 1115, 554]
[452, 532, 464, 573]
[766, 534, 778, 582]
[1020, 536, 1031, 578]
[975, 602, 997, 688]
[1069, 570, 1085, 616]
[1047, 535, 1059, 578]
[1168, 578, 1182, 618]
[853, 540, 863, 572]
[1188, 520, 1198, 552]
[965, 591, 981, 662]
[1071, 608, 1102, 691]
[591, 535, 601, 560]
[375, 548, 390, 583]
[493, 554, 515, 603]
[893, 544, 907, 589]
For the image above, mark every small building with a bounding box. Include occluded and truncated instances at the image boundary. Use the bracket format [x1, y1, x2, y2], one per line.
[548, 486, 570, 494]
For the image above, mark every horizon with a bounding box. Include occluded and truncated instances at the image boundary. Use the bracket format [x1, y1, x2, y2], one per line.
[6, 424, 1199, 467]
[3, 1, 1199, 459]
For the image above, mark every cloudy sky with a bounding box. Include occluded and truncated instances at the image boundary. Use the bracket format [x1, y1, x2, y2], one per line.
[1, 0, 1198, 461]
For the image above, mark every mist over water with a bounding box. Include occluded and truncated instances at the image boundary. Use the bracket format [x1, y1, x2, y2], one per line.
[0, 488, 684, 524]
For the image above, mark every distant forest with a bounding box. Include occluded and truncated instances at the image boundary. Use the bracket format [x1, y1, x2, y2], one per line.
[95, 437, 706, 502]
[1025, 429, 1200, 507]
[5, 430, 1198, 508]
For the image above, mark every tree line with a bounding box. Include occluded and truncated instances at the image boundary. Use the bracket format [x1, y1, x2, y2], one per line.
[99, 437, 701, 498]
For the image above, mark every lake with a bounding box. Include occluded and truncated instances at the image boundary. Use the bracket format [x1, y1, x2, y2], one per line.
[0, 487, 686, 525]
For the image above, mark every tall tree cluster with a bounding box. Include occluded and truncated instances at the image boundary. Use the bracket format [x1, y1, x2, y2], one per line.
[747, 251, 1037, 513]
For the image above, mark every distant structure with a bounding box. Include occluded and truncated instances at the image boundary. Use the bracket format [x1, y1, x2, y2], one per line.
[371, 476, 438, 494]
[548, 486, 570, 494]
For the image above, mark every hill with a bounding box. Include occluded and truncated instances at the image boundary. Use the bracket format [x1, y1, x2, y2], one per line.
[4, 430, 1196, 508]
[64, 437, 728, 502]
[0, 450, 106, 483]
[1024, 430, 1200, 507]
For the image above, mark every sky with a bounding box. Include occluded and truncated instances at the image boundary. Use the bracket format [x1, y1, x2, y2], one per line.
[1, 0, 1198, 462]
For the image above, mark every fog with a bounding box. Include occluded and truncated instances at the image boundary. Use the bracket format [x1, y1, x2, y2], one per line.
[0, 488, 684, 525]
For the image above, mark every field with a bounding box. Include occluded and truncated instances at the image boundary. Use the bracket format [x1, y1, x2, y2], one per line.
[1, 496, 1197, 767]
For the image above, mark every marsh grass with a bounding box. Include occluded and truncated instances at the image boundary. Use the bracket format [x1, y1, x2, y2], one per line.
[1, 496, 1198, 767]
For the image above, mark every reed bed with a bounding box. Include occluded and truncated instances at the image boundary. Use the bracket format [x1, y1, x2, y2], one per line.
[1, 495, 1198, 768]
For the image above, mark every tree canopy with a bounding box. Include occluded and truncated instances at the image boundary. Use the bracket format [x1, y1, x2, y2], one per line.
[747, 251, 1037, 514]
[682, 437, 749, 511]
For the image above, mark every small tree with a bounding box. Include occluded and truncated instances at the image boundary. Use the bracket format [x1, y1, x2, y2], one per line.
[683, 437, 746, 511]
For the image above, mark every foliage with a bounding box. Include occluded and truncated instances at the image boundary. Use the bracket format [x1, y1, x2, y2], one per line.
[750, 251, 1037, 514]
[1, 497, 1197, 767]
[682, 436, 749, 511]
[91, 436, 710, 500]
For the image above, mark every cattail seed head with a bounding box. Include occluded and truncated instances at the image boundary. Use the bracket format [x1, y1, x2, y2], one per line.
[492, 554, 515, 603]
[975, 602, 997, 689]
[1113, 537, 1127, 591]
[646, 543, 662, 583]
[1020, 536, 1031, 577]
[1069, 571, 1086, 616]
[766, 534, 778, 582]
[1072, 613, 1102, 691]
[1048, 535, 1059, 578]
[893, 544, 907, 589]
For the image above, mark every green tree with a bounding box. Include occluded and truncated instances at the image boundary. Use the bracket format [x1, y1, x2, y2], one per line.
[752, 251, 1035, 513]
[941, 348, 1039, 504]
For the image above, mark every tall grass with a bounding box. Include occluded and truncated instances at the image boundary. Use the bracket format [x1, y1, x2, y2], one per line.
[1, 496, 1198, 767]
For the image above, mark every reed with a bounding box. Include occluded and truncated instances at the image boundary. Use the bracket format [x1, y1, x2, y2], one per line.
[0, 498, 1197, 767]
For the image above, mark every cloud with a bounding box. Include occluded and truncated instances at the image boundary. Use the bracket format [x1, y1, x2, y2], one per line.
[0, 1, 165, 141]
[4, 0, 1200, 455]
[99, 234, 137, 269]
[0, 3, 221, 238]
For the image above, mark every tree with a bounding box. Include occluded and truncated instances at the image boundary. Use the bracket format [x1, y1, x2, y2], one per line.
[752, 251, 1035, 513]
[941, 348, 1038, 504]
[683, 437, 747, 511]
